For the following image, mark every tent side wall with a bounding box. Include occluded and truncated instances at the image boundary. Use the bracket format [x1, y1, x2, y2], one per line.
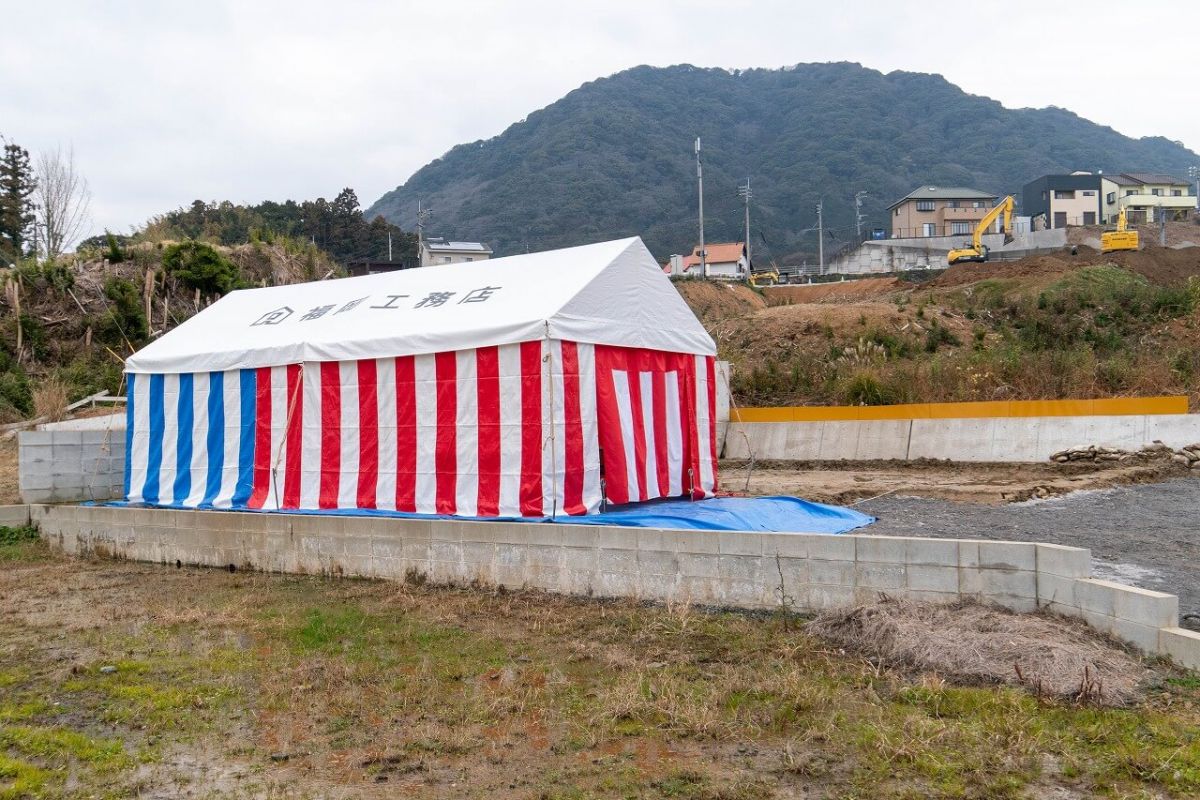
[125, 340, 602, 517]
[124, 341, 718, 517]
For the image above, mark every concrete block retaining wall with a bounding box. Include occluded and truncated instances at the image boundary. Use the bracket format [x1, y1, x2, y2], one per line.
[21, 502, 1200, 671]
[18, 430, 126, 504]
[724, 413, 1200, 462]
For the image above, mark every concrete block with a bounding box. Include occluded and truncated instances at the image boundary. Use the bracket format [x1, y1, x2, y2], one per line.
[429, 519, 462, 542]
[808, 535, 855, 562]
[636, 528, 669, 553]
[805, 584, 856, 611]
[978, 541, 1036, 572]
[675, 530, 720, 554]
[561, 546, 597, 572]
[1036, 573, 1078, 609]
[856, 562, 906, 591]
[809, 559, 855, 587]
[1111, 585, 1178, 629]
[980, 568, 1036, 601]
[677, 552, 721, 579]
[1036, 543, 1091, 578]
[1110, 618, 1161, 654]
[719, 531, 762, 556]
[759, 533, 808, 559]
[597, 549, 637, 574]
[816, 421, 860, 461]
[906, 565, 960, 594]
[596, 527, 638, 551]
[1075, 578, 1121, 617]
[989, 594, 1039, 613]
[638, 550, 678, 576]
[853, 420, 911, 460]
[904, 590, 960, 605]
[856, 535, 908, 565]
[1159, 628, 1200, 671]
[680, 576, 722, 605]
[906, 538, 959, 567]
[958, 567, 983, 597]
[719, 554, 764, 584]
[957, 539, 984, 571]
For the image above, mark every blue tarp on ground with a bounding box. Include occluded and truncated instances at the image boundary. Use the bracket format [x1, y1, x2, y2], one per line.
[562, 496, 874, 533]
[100, 495, 873, 534]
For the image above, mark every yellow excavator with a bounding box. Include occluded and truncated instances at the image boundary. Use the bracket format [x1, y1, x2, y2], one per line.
[947, 195, 1015, 265]
[1100, 208, 1139, 254]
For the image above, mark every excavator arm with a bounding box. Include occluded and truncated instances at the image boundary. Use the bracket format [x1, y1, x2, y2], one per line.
[947, 195, 1015, 264]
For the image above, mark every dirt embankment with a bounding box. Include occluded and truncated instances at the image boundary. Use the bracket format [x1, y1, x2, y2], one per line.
[671, 279, 765, 325]
[761, 277, 902, 305]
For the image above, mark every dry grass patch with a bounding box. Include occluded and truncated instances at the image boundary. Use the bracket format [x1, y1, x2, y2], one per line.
[808, 597, 1150, 705]
[3, 548, 1200, 798]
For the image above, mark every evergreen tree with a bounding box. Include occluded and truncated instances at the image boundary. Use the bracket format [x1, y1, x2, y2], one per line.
[0, 138, 37, 262]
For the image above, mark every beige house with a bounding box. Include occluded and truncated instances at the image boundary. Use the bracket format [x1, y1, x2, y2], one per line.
[888, 187, 999, 238]
[419, 237, 493, 267]
[1100, 173, 1197, 224]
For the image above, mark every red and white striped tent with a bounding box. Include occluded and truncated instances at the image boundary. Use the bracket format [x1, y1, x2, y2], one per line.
[123, 237, 719, 517]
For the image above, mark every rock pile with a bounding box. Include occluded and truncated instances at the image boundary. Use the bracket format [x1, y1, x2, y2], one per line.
[1050, 441, 1200, 469]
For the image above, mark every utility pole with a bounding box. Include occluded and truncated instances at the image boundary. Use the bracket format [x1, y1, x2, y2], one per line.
[854, 191, 868, 240]
[816, 199, 824, 275]
[738, 178, 752, 265]
[416, 201, 432, 267]
[1160, 206, 1168, 247]
[695, 137, 706, 279]
[387, 230, 393, 262]
[1190, 165, 1199, 209]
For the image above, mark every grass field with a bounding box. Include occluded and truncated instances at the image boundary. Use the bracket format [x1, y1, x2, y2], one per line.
[3, 533, 1200, 799]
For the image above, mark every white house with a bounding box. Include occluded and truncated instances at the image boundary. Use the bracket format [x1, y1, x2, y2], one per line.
[420, 237, 493, 267]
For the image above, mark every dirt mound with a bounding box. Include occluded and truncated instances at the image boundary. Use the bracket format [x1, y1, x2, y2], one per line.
[762, 277, 902, 305]
[929, 253, 1078, 288]
[808, 597, 1149, 706]
[1106, 246, 1200, 286]
[673, 279, 766, 325]
[930, 244, 1200, 290]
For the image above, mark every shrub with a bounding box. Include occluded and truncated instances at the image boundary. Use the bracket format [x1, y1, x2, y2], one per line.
[32, 378, 69, 421]
[104, 231, 126, 263]
[162, 240, 242, 295]
[0, 368, 33, 419]
[94, 277, 148, 346]
[840, 371, 902, 406]
[923, 321, 961, 353]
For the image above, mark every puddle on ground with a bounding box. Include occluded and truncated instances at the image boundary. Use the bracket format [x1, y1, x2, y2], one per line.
[1091, 560, 1168, 588]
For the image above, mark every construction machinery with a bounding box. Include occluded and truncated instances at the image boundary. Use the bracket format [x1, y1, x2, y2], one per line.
[946, 195, 1016, 265]
[1100, 208, 1139, 254]
[748, 266, 780, 287]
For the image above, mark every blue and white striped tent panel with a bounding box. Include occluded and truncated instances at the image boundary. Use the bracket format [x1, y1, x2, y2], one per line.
[126, 370, 257, 509]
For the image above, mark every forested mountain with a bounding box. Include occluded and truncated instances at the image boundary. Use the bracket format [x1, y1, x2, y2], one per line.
[367, 63, 1199, 261]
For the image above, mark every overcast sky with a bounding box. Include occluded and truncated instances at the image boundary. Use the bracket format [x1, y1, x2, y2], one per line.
[4, 0, 1199, 238]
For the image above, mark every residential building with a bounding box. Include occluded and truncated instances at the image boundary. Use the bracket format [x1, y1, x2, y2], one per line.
[1022, 172, 1102, 229]
[887, 187, 999, 238]
[667, 242, 751, 279]
[1100, 173, 1197, 224]
[419, 237, 493, 266]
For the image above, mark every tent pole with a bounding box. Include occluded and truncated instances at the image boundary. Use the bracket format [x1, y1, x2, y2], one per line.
[543, 325, 559, 518]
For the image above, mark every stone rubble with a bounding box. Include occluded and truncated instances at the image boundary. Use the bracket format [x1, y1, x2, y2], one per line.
[1050, 440, 1200, 469]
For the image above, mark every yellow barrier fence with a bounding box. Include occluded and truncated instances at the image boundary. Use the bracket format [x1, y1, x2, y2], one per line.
[730, 396, 1189, 423]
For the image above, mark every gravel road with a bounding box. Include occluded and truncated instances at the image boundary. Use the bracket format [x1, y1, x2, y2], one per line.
[858, 477, 1200, 620]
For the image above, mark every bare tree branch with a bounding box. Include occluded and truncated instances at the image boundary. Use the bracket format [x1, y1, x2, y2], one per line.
[36, 144, 92, 258]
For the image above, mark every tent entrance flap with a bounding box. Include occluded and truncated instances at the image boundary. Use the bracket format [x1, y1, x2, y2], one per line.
[594, 345, 717, 507]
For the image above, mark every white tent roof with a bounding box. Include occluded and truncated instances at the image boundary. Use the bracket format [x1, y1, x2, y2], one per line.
[125, 237, 716, 374]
